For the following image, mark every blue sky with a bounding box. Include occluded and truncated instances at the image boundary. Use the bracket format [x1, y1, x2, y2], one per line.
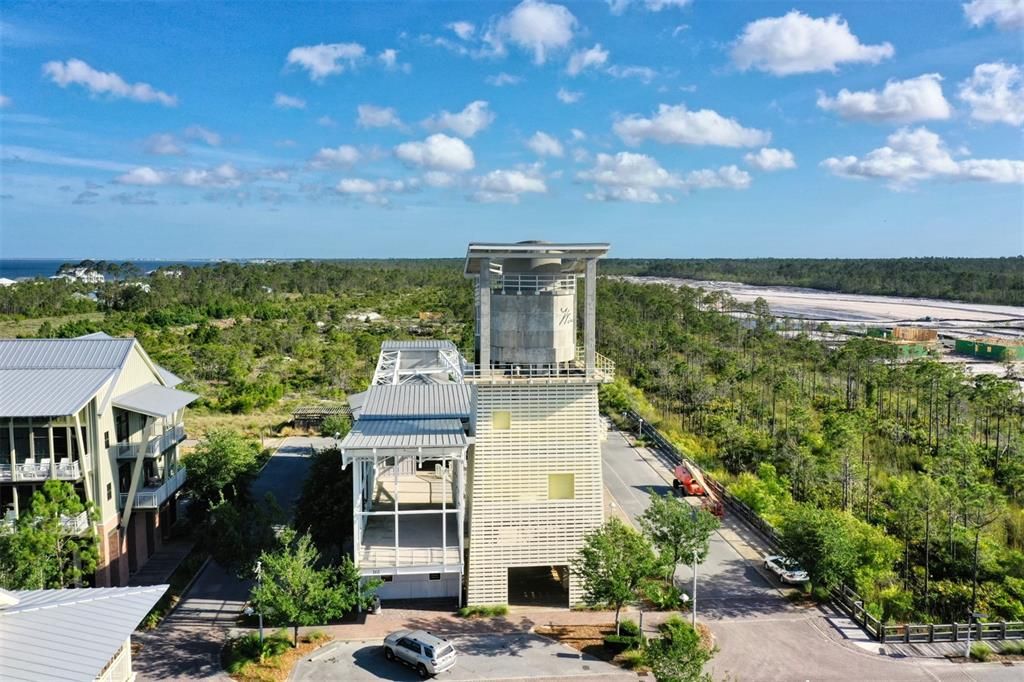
[1, 0, 1022, 259]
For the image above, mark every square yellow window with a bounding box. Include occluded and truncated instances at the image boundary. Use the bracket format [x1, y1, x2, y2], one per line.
[549, 473, 575, 500]
[493, 410, 511, 430]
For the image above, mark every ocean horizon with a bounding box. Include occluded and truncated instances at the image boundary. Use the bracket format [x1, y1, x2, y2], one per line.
[0, 258, 228, 280]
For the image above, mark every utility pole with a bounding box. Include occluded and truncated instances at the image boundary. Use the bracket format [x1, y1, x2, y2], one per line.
[690, 506, 698, 628]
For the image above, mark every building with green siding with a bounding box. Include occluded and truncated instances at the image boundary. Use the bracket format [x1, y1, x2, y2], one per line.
[954, 338, 1024, 362]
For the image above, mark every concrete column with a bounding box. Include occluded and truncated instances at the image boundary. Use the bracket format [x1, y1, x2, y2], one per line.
[585, 258, 597, 372]
[479, 258, 491, 375]
[47, 423, 56, 478]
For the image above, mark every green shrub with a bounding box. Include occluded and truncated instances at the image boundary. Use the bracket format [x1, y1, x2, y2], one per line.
[603, 634, 642, 653]
[223, 630, 291, 672]
[1000, 641, 1024, 655]
[618, 647, 648, 669]
[640, 578, 683, 610]
[306, 630, 328, 643]
[619, 618, 641, 637]
[970, 643, 992, 661]
[320, 413, 351, 438]
[457, 604, 508, 618]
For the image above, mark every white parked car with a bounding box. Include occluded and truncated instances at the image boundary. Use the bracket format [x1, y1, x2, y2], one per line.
[763, 555, 809, 584]
[383, 629, 457, 678]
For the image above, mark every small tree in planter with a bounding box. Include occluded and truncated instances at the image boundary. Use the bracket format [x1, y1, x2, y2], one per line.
[572, 518, 661, 634]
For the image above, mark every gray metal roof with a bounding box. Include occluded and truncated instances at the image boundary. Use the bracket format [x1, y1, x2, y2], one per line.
[381, 339, 459, 351]
[360, 384, 472, 420]
[464, 241, 610, 274]
[341, 418, 467, 450]
[113, 383, 198, 417]
[0, 584, 168, 682]
[0, 368, 117, 417]
[157, 365, 185, 388]
[0, 338, 134, 370]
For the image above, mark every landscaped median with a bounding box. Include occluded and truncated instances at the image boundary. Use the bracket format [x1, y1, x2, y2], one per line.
[223, 629, 332, 681]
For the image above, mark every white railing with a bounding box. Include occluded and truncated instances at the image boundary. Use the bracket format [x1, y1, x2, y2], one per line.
[463, 348, 614, 383]
[490, 273, 577, 295]
[120, 466, 187, 510]
[361, 545, 463, 569]
[59, 510, 90, 535]
[2, 510, 90, 535]
[0, 458, 85, 482]
[113, 423, 186, 459]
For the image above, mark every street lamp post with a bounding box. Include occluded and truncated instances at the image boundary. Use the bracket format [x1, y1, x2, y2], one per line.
[255, 560, 264, 645]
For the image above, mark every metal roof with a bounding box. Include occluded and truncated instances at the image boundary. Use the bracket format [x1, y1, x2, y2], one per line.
[464, 241, 610, 274]
[0, 368, 117, 417]
[0, 584, 168, 682]
[360, 384, 472, 420]
[157, 365, 185, 388]
[341, 418, 467, 450]
[381, 340, 459, 351]
[0, 338, 134, 370]
[112, 383, 198, 417]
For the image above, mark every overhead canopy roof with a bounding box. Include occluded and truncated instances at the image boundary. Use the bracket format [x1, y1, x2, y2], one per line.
[464, 241, 610, 275]
[341, 418, 467, 450]
[360, 384, 472, 421]
[157, 365, 185, 388]
[381, 340, 459, 351]
[0, 368, 117, 418]
[0, 584, 168, 681]
[113, 383, 198, 417]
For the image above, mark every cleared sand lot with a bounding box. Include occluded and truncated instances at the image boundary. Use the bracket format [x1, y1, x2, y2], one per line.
[621, 276, 1024, 328]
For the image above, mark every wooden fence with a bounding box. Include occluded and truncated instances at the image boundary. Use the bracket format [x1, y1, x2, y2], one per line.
[616, 409, 1023, 644]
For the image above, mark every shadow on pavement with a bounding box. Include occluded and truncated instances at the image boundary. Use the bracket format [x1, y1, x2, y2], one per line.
[351, 645, 422, 681]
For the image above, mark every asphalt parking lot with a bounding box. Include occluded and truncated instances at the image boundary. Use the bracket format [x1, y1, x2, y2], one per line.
[290, 633, 633, 681]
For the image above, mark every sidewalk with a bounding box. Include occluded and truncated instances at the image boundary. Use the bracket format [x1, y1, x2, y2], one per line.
[133, 436, 319, 681]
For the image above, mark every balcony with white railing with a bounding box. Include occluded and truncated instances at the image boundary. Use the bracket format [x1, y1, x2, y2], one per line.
[120, 466, 187, 510]
[0, 456, 87, 482]
[112, 423, 186, 460]
[2, 510, 91, 535]
[463, 347, 615, 384]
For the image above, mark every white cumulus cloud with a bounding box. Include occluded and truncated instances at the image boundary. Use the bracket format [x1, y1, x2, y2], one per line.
[424, 100, 495, 138]
[357, 104, 404, 129]
[286, 42, 366, 80]
[0, 94, 11, 108]
[145, 134, 185, 156]
[473, 168, 548, 203]
[449, 21, 476, 40]
[958, 62, 1024, 125]
[311, 145, 361, 167]
[395, 134, 476, 172]
[557, 87, 582, 103]
[527, 131, 564, 157]
[489, 0, 578, 64]
[731, 11, 894, 76]
[116, 166, 170, 186]
[822, 126, 1024, 188]
[578, 151, 749, 203]
[486, 72, 523, 86]
[567, 44, 609, 76]
[614, 103, 770, 147]
[115, 163, 249, 188]
[607, 0, 692, 14]
[274, 93, 306, 109]
[963, 0, 1024, 30]
[817, 74, 952, 123]
[43, 58, 177, 106]
[744, 147, 797, 171]
[184, 125, 221, 146]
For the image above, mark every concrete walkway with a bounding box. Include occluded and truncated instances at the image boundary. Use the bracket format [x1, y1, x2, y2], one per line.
[129, 538, 195, 587]
[134, 436, 320, 681]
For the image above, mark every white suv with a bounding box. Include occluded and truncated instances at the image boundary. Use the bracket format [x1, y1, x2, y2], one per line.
[383, 629, 457, 678]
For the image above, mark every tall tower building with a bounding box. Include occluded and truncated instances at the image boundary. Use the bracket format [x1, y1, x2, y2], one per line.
[463, 241, 613, 606]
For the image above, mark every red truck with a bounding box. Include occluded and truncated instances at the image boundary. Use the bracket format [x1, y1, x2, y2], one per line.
[672, 465, 705, 496]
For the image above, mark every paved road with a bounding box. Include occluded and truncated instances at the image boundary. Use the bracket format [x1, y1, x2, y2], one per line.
[134, 436, 322, 681]
[291, 633, 634, 682]
[600, 430, 1021, 682]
